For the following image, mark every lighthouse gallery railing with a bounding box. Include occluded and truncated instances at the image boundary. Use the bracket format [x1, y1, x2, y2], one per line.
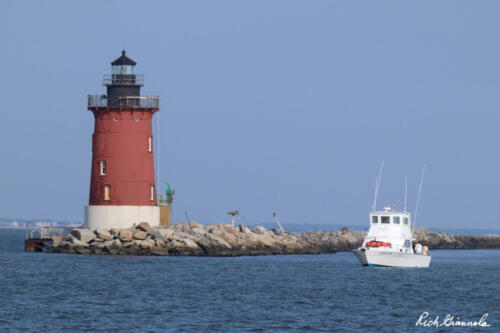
[103, 74, 144, 86]
[88, 95, 160, 109]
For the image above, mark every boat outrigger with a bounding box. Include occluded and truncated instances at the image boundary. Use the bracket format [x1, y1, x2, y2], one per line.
[353, 163, 431, 268]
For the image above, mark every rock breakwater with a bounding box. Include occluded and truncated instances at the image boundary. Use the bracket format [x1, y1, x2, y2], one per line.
[413, 228, 500, 250]
[49, 223, 500, 256]
[49, 222, 366, 256]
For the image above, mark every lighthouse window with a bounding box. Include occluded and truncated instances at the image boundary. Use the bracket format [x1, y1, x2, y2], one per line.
[381, 216, 390, 224]
[135, 117, 140, 122]
[112, 65, 135, 75]
[114, 117, 118, 122]
[104, 185, 111, 201]
[100, 160, 107, 176]
[148, 136, 152, 152]
[150, 185, 155, 201]
[393, 216, 400, 224]
[372, 216, 378, 224]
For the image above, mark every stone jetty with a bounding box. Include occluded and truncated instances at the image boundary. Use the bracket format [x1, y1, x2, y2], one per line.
[49, 222, 365, 256]
[48, 222, 500, 256]
[413, 228, 500, 250]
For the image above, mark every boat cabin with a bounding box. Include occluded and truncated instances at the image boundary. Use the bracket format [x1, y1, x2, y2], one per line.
[365, 207, 414, 253]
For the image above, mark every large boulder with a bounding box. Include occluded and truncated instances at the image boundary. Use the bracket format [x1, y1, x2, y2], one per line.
[139, 239, 155, 249]
[218, 231, 238, 245]
[191, 228, 207, 237]
[252, 226, 267, 234]
[258, 237, 276, 248]
[103, 239, 121, 250]
[94, 241, 107, 249]
[136, 222, 156, 235]
[119, 229, 133, 241]
[70, 229, 96, 243]
[158, 228, 174, 239]
[130, 240, 143, 248]
[155, 238, 166, 247]
[133, 230, 148, 240]
[183, 238, 200, 250]
[90, 238, 104, 244]
[68, 234, 90, 247]
[96, 230, 113, 240]
[209, 235, 232, 249]
[74, 247, 92, 255]
[152, 231, 167, 243]
[109, 228, 121, 236]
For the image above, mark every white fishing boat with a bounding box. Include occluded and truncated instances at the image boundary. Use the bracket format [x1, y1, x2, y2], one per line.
[353, 163, 431, 268]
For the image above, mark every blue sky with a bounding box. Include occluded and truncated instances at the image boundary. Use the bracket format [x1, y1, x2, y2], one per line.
[1, 1, 500, 229]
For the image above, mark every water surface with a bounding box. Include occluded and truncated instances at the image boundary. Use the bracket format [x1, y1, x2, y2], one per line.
[0, 229, 497, 332]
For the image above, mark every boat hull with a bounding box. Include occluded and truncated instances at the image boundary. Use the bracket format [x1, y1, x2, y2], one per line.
[353, 249, 431, 268]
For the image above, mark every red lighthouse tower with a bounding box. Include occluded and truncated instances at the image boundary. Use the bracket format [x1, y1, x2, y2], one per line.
[85, 51, 160, 230]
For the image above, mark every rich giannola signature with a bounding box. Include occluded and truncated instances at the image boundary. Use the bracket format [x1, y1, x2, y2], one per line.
[416, 312, 491, 328]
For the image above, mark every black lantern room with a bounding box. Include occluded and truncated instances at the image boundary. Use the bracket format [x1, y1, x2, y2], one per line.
[105, 50, 143, 107]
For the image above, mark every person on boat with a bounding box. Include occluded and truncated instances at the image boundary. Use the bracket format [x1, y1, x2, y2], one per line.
[415, 242, 423, 255]
[422, 245, 429, 256]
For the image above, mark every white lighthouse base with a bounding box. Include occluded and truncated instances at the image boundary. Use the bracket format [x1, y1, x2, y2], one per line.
[84, 205, 160, 230]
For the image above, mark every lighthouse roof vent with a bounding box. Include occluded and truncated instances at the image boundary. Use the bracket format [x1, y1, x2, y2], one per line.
[111, 50, 137, 66]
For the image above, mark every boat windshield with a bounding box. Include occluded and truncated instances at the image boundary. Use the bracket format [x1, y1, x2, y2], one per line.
[372, 216, 378, 224]
[381, 216, 390, 224]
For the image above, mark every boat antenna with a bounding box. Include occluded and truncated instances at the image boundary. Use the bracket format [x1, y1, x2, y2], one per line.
[412, 164, 426, 234]
[404, 176, 408, 214]
[372, 161, 384, 211]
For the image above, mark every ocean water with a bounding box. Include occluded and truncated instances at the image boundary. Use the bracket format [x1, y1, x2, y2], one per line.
[0, 229, 498, 332]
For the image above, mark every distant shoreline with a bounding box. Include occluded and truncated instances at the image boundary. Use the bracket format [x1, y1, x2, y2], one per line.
[4, 219, 500, 236]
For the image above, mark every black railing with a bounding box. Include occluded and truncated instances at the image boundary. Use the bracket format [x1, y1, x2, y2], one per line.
[103, 74, 144, 86]
[88, 95, 160, 109]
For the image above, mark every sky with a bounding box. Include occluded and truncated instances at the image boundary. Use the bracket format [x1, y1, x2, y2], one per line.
[1, 1, 500, 230]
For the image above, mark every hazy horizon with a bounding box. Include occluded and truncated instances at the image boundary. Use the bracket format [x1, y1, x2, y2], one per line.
[2, 1, 500, 230]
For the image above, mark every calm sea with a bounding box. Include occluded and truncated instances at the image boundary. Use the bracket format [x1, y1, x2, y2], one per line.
[0, 229, 498, 332]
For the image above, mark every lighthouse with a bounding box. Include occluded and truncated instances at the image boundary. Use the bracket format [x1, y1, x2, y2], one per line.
[85, 50, 161, 230]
